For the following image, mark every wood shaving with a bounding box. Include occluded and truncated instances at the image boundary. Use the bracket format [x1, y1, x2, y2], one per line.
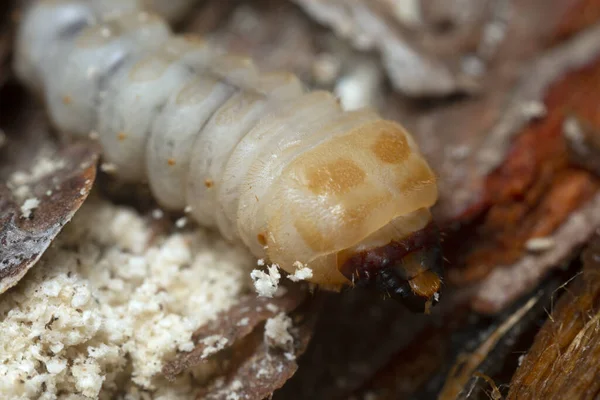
[507, 234, 600, 399]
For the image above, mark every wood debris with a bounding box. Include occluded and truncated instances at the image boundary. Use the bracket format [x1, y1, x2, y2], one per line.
[163, 283, 309, 380]
[507, 234, 600, 399]
[0, 124, 98, 293]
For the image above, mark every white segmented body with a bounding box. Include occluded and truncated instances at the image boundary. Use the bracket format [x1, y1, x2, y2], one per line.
[15, 0, 439, 289]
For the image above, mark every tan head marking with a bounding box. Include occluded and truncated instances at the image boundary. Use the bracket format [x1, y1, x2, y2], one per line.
[306, 159, 366, 196]
[372, 127, 410, 164]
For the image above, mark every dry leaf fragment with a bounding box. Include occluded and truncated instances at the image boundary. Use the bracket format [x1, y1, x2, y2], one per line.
[198, 304, 317, 400]
[162, 283, 308, 380]
[0, 143, 98, 294]
[163, 282, 317, 400]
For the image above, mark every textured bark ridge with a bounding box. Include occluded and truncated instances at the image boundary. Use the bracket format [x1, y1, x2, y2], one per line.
[507, 234, 600, 400]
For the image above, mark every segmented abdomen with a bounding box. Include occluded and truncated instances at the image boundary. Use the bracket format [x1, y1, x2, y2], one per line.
[15, 0, 438, 287]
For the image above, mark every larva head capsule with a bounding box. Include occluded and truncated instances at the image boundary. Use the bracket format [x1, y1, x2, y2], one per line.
[262, 119, 443, 312]
[337, 215, 443, 312]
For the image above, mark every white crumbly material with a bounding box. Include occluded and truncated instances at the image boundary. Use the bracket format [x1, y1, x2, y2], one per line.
[199, 335, 229, 359]
[264, 313, 294, 352]
[20, 197, 40, 219]
[264, 313, 293, 349]
[8, 155, 66, 201]
[287, 261, 313, 282]
[0, 196, 253, 399]
[250, 265, 281, 298]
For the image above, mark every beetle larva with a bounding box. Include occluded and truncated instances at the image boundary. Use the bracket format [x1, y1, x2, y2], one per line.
[15, 0, 443, 310]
